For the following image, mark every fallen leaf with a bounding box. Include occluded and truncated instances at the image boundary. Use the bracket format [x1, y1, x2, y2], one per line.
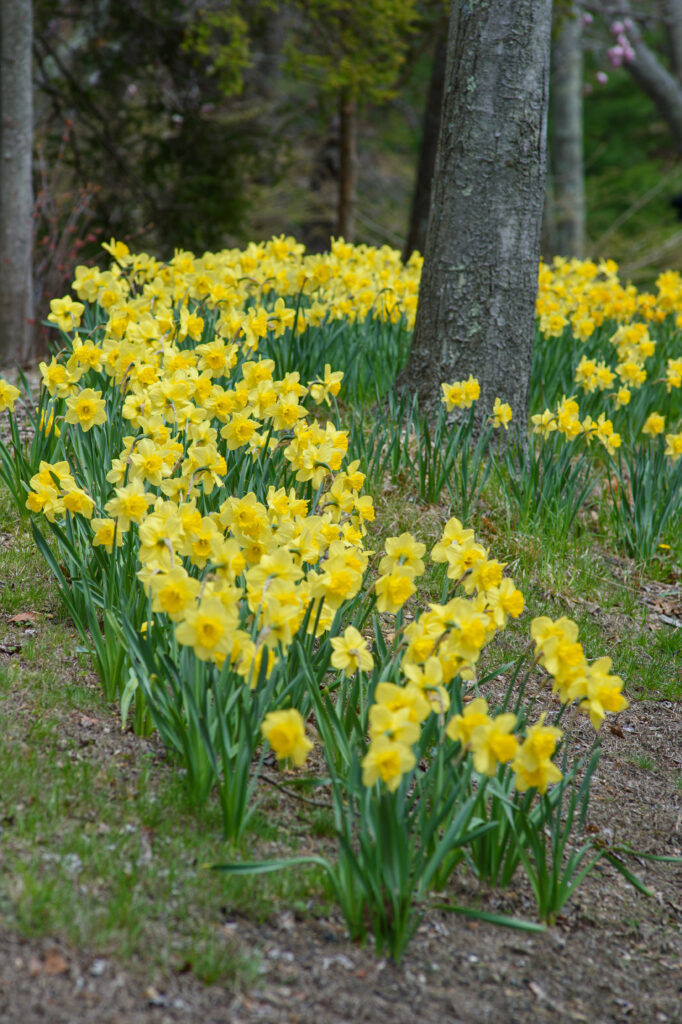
[71, 712, 100, 728]
[43, 949, 69, 976]
[9, 611, 40, 624]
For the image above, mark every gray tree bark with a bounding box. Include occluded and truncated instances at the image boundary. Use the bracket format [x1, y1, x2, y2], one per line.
[0, 0, 34, 365]
[403, 0, 552, 428]
[549, 3, 586, 257]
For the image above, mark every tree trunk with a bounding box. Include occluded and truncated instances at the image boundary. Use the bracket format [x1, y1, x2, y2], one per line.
[541, 169, 556, 261]
[549, 4, 585, 258]
[662, 0, 682, 81]
[337, 88, 356, 242]
[613, 5, 682, 147]
[0, 0, 34, 365]
[301, 118, 338, 254]
[627, 48, 682, 148]
[403, 31, 447, 262]
[403, 0, 552, 429]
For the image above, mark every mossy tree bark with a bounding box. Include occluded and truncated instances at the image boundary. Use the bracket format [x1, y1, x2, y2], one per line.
[0, 0, 34, 365]
[403, 0, 552, 429]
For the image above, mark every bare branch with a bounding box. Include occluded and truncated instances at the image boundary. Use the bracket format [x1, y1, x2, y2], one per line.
[622, 10, 682, 145]
[661, 0, 682, 79]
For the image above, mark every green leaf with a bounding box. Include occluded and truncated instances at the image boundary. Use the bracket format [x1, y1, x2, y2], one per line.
[209, 854, 333, 879]
[612, 847, 682, 864]
[434, 903, 546, 932]
[600, 852, 655, 897]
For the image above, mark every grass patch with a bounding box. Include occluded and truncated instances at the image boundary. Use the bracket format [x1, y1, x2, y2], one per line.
[0, 681, 330, 982]
[0, 500, 331, 984]
[0, 679, 330, 980]
[626, 752, 657, 773]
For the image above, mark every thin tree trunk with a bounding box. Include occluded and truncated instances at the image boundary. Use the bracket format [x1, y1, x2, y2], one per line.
[549, 4, 586, 257]
[403, 0, 552, 429]
[301, 118, 338, 253]
[0, 0, 34, 365]
[403, 31, 447, 262]
[627, 45, 682, 144]
[337, 88, 356, 242]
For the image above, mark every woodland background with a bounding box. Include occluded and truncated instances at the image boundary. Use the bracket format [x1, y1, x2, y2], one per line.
[17, 0, 682, 330]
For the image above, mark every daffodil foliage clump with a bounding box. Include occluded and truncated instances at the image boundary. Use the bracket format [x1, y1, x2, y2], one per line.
[528, 258, 682, 556]
[0, 238, 660, 961]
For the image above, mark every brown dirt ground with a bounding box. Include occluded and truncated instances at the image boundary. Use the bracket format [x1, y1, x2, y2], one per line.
[0, 656, 680, 1024]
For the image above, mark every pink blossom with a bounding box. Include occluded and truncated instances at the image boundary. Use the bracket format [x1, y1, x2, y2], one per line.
[582, 12, 593, 25]
[608, 45, 624, 68]
[596, 71, 608, 84]
[611, 20, 624, 35]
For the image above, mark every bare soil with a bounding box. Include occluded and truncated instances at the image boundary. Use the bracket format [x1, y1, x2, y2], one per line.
[0, 664, 680, 1024]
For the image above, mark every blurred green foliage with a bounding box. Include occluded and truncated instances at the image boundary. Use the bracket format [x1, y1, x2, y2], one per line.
[30, 1, 682, 286]
[582, 61, 682, 285]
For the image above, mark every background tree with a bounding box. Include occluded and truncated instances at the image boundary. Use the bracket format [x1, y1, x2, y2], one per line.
[548, 2, 586, 257]
[403, 0, 553, 426]
[594, 1, 682, 148]
[33, 0, 269, 255]
[20, 0, 682, 319]
[285, 0, 417, 241]
[571, 0, 682, 276]
[0, 0, 34, 364]
[402, 21, 447, 261]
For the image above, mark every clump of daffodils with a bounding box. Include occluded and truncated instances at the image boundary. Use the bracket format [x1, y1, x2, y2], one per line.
[535, 258, 681, 461]
[530, 616, 628, 730]
[358, 514, 631, 798]
[0, 237, 665, 807]
[360, 516, 563, 797]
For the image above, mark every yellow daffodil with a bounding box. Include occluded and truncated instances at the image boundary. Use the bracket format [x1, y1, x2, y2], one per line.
[261, 708, 313, 767]
[330, 626, 373, 674]
[362, 735, 416, 792]
[65, 388, 108, 432]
